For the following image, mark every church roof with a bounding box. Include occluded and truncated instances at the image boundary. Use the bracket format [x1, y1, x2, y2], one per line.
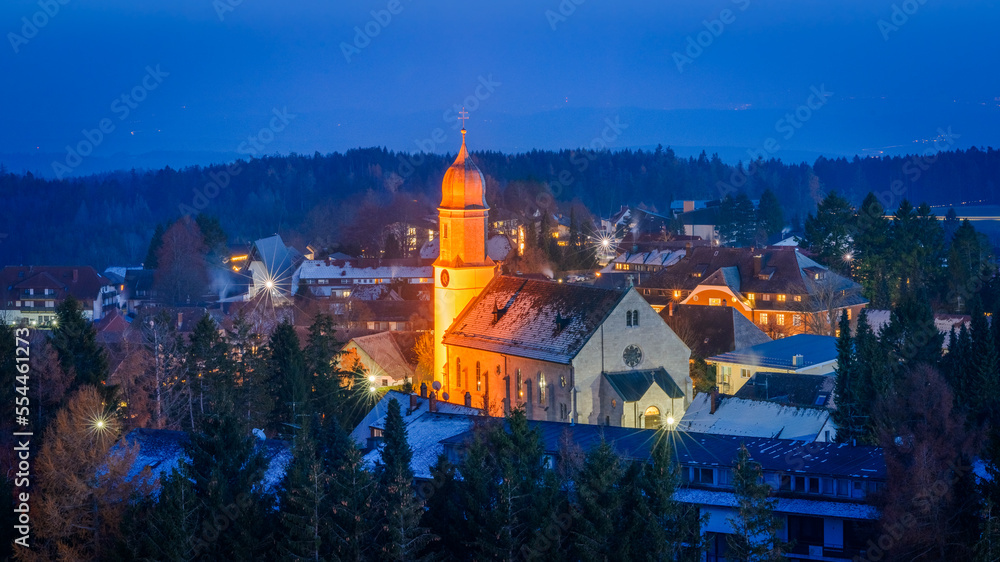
[604, 368, 685, 401]
[439, 130, 487, 211]
[443, 275, 628, 364]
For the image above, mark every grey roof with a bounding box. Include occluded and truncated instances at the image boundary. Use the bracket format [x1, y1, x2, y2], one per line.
[707, 334, 838, 370]
[604, 368, 684, 401]
[679, 393, 833, 441]
[660, 304, 771, 358]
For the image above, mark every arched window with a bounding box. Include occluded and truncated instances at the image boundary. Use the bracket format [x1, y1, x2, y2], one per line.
[633, 309, 640, 327]
[644, 406, 661, 430]
[626, 310, 633, 327]
[516, 369, 523, 399]
[538, 372, 546, 403]
[456, 358, 461, 388]
[476, 362, 482, 391]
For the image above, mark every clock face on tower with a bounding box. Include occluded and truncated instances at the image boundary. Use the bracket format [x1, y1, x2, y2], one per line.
[623, 344, 643, 368]
[440, 269, 450, 287]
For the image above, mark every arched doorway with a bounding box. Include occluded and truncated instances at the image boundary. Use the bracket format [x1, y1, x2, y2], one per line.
[644, 406, 661, 429]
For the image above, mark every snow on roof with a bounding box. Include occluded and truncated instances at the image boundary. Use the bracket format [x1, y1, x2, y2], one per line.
[296, 259, 432, 281]
[349, 390, 480, 447]
[674, 488, 878, 520]
[707, 334, 838, 371]
[362, 412, 475, 479]
[443, 276, 628, 364]
[118, 428, 292, 493]
[679, 393, 833, 441]
[345, 331, 416, 382]
[486, 234, 513, 262]
[865, 309, 969, 348]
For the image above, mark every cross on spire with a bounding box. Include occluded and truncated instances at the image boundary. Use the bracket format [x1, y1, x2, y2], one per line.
[458, 107, 469, 130]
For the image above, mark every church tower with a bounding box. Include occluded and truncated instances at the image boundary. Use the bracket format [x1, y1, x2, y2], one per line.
[434, 128, 495, 395]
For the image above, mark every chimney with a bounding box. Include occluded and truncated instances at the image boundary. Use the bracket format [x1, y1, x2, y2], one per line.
[753, 254, 763, 276]
[684, 242, 692, 255]
[419, 382, 428, 398]
[72, 269, 78, 282]
[409, 393, 417, 412]
[428, 391, 437, 413]
[668, 301, 674, 316]
[792, 354, 804, 367]
[464, 391, 472, 408]
[710, 386, 720, 415]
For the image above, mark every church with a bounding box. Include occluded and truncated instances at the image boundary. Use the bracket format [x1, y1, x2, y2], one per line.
[432, 129, 693, 428]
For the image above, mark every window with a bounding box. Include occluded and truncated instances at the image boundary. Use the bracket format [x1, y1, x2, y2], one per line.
[822, 478, 835, 495]
[476, 362, 482, 391]
[777, 294, 786, 302]
[538, 372, 546, 403]
[644, 406, 661, 429]
[456, 358, 462, 387]
[443, 225, 448, 238]
[777, 314, 785, 326]
[45, 301, 54, 308]
[809, 477, 820, 494]
[673, 290, 681, 298]
[632, 310, 639, 326]
[559, 403, 568, 420]
[691, 467, 714, 484]
[720, 366, 732, 382]
[759, 313, 768, 324]
[626, 310, 633, 327]
[794, 476, 806, 491]
[847, 308, 853, 320]
[747, 293, 754, 301]
[837, 479, 850, 496]
[718, 469, 733, 486]
[740, 368, 751, 378]
[793, 295, 802, 302]
[793, 314, 802, 326]
[708, 298, 721, 306]
[516, 369, 523, 398]
[762, 294, 771, 301]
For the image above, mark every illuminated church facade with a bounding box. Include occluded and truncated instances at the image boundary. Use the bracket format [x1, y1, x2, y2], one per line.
[433, 130, 693, 428]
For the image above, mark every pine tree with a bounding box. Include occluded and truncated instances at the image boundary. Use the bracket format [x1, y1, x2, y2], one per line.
[278, 419, 327, 561]
[229, 315, 274, 434]
[144, 223, 166, 269]
[800, 191, 853, 274]
[51, 295, 111, 398]
[304, 312, 344, 419]
[833, 311, 865, 443]
[115, 467, 200, 561]
[270, 320, 308, 433]
[184, 314, 233, 429]
[755, 188, 784, 245]
[852, 193, 893, 307]
[182, 401, 274, 560]
[373, 398, 431, 560]
[639, 435, 704, 560]
[322, 415, 377, 561]
[852, 309, 882, 443]
[726, 444, 787, 561]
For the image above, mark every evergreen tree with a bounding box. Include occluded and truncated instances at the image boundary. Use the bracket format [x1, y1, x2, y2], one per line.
[269, 320, 308, 432]
[882, 281, 943, 370]
[304, 312, 344, 419]
[727, 445, 787, 561]
[321, 415, 377, 561]
[229, 315, 274, 433]
[718, 193, 756, 247]
[373, 398, 431, 560]
[852, 193, 893, 307]
[755, 188, 784, 245]
[277, 419, 326, 560]
[182, 400, 274, 560]
[144, 223, 166, 269]
[571, 439, 636, 561]
[184, 314, 233, 430]
[800, 191, 853, 274]
[195, 213, 228, 258]
[639, 435, 704, 560]
[115, 467, 200, 561]
[50, 295, 111, 399]
[970, 303, 1000, 427]
[833, 311, 865, 443]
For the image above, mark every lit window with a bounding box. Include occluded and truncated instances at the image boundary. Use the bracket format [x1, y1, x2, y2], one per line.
[760, 313, 768, 324]
[741, 368, 751, 378]
[456, 358, 461, 387]
[747, 293, 754, 300]
[708, 298, 721, 306]
[476, 362, 481, 391]
[762, 294, 771, 301]
[847, 308, 852, 320]
[516, 369, 523, 398]
[673, 290, 681, 298]
[794, 295, 802, 302]
[777, 314, 785, 326]
[777, 294, 786, 302]
[538, 373, 546, 403]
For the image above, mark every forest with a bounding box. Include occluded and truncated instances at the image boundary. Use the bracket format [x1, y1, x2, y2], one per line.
[1, 145, 999, 268]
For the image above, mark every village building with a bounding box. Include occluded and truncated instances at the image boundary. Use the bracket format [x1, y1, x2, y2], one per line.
[638, 246, 867, 338]
[659, 302, 772, 359]
[0, 265, 118, 325]
[678, 389, 837, 442]
[340, 331, 420, 388]
[706, 334, 838, 395]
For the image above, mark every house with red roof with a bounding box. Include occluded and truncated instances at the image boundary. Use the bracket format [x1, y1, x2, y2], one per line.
[0, 266, 118, 326]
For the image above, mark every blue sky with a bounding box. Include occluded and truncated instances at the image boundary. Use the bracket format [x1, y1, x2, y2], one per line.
[1, 0, 997, 175]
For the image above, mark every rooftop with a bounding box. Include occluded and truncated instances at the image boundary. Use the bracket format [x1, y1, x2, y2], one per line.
[678, 392, 834, 441]
[707, 333, 838, 371]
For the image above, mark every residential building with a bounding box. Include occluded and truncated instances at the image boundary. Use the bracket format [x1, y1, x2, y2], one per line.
[0, 266, 117, 326]
[659, 302, 771, 359]
[340, 331, 420, 388]
[678, 389, 837, 442]
[638, 246, 867, 338]
[706, 334, 838, 394]
[734, 371, 837, 409]
[294, 257, 433, 299]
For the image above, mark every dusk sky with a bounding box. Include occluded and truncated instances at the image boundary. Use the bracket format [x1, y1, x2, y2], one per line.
[2, 0, 998, 176]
